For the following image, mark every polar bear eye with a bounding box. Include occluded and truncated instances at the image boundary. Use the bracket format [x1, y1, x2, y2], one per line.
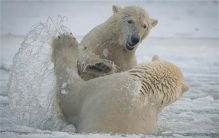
[143, 24, 147, 29]
[127, 19, 133, 24]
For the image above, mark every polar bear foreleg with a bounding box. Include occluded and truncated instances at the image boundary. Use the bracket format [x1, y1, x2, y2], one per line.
[51, 33, 82, 124]
[51, 33, 78, 67]
[51, 33, 80, 89]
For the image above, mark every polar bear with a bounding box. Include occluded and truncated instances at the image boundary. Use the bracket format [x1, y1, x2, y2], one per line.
[78, 5, 158, 80]
[52, 33, 189, 134]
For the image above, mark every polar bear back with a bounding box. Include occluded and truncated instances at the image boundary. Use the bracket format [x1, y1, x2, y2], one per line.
[75, 59, 188, 134]
[77, 73, 154, 134]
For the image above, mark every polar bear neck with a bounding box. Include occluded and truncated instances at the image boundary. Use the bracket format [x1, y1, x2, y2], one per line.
[128, 61, 181, 109]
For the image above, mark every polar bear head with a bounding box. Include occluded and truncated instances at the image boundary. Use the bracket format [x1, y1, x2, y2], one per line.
[151, 55, 189, 103]
[129, 55, 189, 109]
[112, 5, 158, 51]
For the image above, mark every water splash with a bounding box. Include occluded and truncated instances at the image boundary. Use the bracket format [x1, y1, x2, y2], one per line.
[7, 16, 74, 131]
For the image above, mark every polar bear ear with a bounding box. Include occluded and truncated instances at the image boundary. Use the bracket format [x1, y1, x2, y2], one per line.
[182, 83, 189, 93]
[112, 5, 122, 13]
[150, 18, 158, 28]
[152, 55, 160, 61]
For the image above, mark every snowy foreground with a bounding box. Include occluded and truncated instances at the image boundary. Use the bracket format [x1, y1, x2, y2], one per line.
[1, 1, 219, 138]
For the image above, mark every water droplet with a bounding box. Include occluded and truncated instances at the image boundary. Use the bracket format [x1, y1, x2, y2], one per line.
[103, 48, 108, 57]
[47, 63, 54, 69]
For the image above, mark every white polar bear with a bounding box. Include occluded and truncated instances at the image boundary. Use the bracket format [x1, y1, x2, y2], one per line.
[52, 33, 189, 134]
[77, 5, 158, 80]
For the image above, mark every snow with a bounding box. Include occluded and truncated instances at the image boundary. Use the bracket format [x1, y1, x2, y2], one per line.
[61, 90, 68, 95]
[61, 82, 68, 89]
[0, 0, 219, 138]
[103, 48, 109, 57]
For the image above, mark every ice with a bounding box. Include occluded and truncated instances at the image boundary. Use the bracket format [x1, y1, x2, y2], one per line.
[1, 0, 219, 138]
[192, 96, 215, 103]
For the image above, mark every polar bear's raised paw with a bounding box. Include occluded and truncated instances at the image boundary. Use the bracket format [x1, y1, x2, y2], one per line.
[53, 33, 77, 50]
[51, 33, 78, 62]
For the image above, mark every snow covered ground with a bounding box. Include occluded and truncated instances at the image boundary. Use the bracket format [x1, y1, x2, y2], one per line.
[0, 0, 219, 138]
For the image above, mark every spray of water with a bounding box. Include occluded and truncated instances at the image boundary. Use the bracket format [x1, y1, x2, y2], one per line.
[7, 16, 75, 131]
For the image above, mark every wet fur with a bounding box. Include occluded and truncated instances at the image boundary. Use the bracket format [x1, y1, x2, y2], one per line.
[52, 33, 189, 134]
[78, 5, 158, 80]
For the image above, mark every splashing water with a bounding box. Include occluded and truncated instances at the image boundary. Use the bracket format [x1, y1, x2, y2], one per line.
[7, 16, 74, 131]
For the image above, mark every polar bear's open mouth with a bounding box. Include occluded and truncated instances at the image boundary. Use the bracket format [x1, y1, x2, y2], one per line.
[126, 42, 135, 51]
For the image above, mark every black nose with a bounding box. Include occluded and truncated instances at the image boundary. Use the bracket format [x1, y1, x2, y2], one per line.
[131, 35, 140, 45]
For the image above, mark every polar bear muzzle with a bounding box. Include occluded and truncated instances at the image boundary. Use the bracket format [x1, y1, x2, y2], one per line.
[126, 34, 140, 51]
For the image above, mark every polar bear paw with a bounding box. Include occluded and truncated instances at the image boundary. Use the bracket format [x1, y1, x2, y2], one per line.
[84, 59, 117, 75]
[51, 33, 78, 62]
[78, 59, 117, 77]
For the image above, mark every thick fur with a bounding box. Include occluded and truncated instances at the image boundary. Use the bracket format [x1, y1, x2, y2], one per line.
[52, 34, 189, 134]
[78, 5, 158, 80]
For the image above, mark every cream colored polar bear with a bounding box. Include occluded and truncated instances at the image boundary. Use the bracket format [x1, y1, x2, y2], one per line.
[52, 33, 189, 134]
[78, 5, 158, 80]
